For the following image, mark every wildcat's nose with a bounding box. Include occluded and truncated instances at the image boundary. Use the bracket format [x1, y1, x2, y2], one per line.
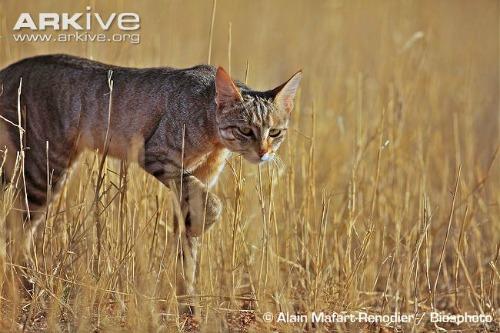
[259, 150, 271, 161]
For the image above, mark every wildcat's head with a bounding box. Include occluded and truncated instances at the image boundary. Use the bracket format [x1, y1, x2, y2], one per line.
[214, 67, 302, 164]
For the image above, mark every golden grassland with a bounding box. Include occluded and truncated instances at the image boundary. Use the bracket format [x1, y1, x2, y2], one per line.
[0, 0, 499, 331]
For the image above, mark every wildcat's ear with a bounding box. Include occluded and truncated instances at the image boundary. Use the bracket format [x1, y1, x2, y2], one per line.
[215, 66, 243, 109]
[272, 70, 302, 113]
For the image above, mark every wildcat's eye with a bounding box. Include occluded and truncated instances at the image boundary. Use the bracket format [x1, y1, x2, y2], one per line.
[269, 128, 282, 137]
[238, 127, 253, 136]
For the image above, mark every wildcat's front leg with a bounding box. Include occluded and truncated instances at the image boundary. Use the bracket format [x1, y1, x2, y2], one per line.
[146, 165, 222, 314]
[174, 175, 222, 314]
[174, 223, 199, 315]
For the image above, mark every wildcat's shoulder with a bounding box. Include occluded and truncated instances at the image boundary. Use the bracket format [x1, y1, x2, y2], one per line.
[172, 64, 217, 88]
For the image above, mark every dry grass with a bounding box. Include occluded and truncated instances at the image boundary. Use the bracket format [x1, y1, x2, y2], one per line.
[0, 0, 499, 332]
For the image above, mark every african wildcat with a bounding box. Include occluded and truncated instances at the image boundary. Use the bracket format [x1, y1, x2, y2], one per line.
[0, 54, 301, 313]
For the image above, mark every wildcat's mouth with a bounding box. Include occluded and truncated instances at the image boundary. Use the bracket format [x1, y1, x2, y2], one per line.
[242, 152, 274, 164]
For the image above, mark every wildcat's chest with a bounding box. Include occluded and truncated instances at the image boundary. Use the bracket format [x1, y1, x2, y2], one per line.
[187, 147, 230, 186]
[186, 147, 228, 171]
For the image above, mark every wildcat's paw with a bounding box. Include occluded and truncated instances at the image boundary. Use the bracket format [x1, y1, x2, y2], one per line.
[185, 189, 222, 237]
[204, 191, 222, 226]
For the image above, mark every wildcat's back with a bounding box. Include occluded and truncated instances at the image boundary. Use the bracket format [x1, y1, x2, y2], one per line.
[0, 54, 215, 155]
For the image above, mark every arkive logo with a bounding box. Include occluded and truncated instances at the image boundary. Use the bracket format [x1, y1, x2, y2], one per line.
[13, 6, 140, 31]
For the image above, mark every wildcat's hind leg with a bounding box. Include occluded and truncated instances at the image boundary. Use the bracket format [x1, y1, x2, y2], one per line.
[2, 142, 74, 296]
[22, 145, 71, 248]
